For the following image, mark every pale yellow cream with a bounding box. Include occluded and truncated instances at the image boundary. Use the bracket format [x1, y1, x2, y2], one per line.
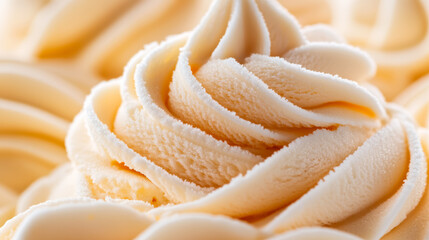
[1, 0, 428, 239]
[396, 74, 429, 128]
[0, 198, 373, 240]
[0, 59, 99, 226]
[278, 0, 331, 26]
[0, 0, 211, 79]
[330, 0, 429, 100]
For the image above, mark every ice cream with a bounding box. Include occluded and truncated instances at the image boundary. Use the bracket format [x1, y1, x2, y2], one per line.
[0, 59, 99, 226]
[393, 76, 429, 239]
[278, 0, 331, 26]
[0, 198, 368, 240]
[57, 0, 428, 238]
[396, 74, 429, 128]
[0, 0, 211, 79]
[380, 85, 429, 240]
[330, 0, 429, 100]
[1, 0, 428, 239]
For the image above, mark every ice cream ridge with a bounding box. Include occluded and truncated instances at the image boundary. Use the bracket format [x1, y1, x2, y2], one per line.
[330, 0, 429, 100]
[396, 73, 429, 129]
[1, 0, 428, 239]
[0, 59, 99, 227]
[0, 0, 211, 79]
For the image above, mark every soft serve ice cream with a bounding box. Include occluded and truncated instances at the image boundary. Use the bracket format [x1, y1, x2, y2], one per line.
[0, 59, 99, 226]
[0, 0, 211, 79]
[330, 0, 429, 100]
[390, 74, 429, 240]
[1, 0, 428, 239]
[278, 0, 331, 26]
[396, 74, 429, 128]
[1, 198, 369, 240]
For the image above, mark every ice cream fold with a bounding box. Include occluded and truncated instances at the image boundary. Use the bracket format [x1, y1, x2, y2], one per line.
[330, 0, 429, 99]
[0, 0, 211, 78]
[2, 0, 428, 239]
[0, 60, 99, 226]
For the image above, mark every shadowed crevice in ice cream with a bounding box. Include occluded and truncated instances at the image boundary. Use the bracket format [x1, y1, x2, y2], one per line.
[65, 0, 390, 203]
[391, 75, 429, 239]
[58, 0, 428, 238]
[2, 0, 428, 239]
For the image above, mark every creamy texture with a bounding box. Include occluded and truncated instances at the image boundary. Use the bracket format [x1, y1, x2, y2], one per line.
[2, 0, 429, 239]
[396, 74, 429, 128]
[67, 0, 387, 204]
[47, 0, 427, 238]
[330, 0, 429, 100]
[0, 59, 99, 226]
[0, 198, 370, 240]
[0, 0, 211, 79]
[278, 0, 331, 26]
[393, 77, 429, 239]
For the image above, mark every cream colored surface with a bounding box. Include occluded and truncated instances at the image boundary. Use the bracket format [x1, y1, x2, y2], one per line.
[19, 0, 423, 239]
[1, 0, 428, 239]
[0, 198, 366, 240]
[0, 60, 99, 226]
[15, 163, 78, 214]
[0, 199, 153, 240]
[278, 0, 331, 26]
[267, 228, 363, 240]
[391, 76, 429, 239]
[330, 0, 429, 99]
[396, 74, 429, 128]
[0, 0, 211, 79]
[2, 192, 428, 239]
[380, 129, 429, 240]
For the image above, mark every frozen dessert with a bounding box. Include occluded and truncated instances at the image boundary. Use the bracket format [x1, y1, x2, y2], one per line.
[66, 0, 390, 207]
[330, 0, 429, 100]
[0, 198, 370, 240]
[0, 0, 211, 79]
[0, 59, 99, 226]
[278, 0, 331, 26]
[385, 80, 429, 239]
[396, 74, 429, 128]
[1, 0, 428, 239]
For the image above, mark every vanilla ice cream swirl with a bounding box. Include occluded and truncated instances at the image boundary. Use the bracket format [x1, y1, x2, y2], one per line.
[62, 0, 427, 239]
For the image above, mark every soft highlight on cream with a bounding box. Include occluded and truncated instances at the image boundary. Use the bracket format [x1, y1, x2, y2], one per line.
[0, 0, 211, 79]
[330, 0, 429, 100]
[0, 59, 99, 226]
[1, 0, 428, 239]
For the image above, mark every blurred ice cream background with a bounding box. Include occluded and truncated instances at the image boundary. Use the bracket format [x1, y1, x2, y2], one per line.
[0, 0, 212, 79]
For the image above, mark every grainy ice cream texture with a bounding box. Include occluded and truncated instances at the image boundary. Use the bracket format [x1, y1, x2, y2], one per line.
[0, 0, 428, 239]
